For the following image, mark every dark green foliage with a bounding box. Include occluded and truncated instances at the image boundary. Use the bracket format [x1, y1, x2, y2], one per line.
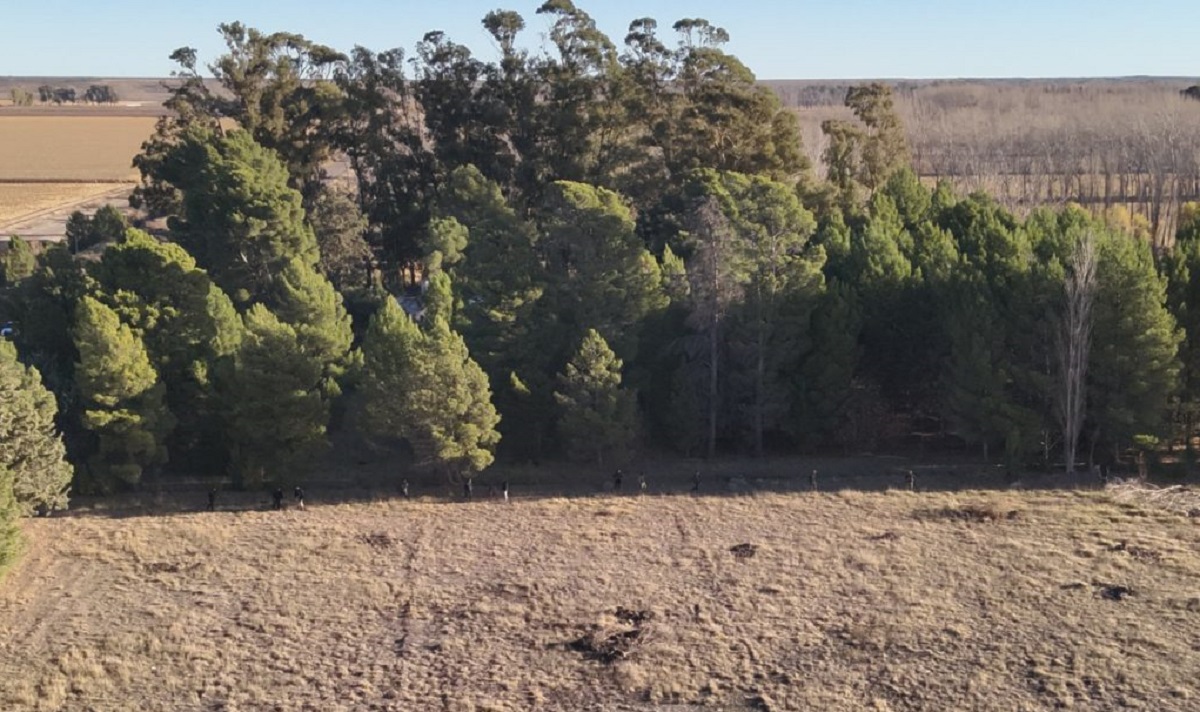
[1089, 231, 1181, 452]
[0, 236, 35, 287]
[134, 25, 345, 210]
[223, 305, 328, 486]
[164, 129, 319, 305]
[666, 357, 707, 456]
[430, 167, 551, 459]
[16, 13, 1184, 476]
[720, 173, 823, 454]
[790, 280, 861, 446]
[539, 181, 666, 362]
[0, 464, 20, 578]
[360, 299, 501, 478]
[84, 84, 118, 103]
[269, 258, 355, 398]
[434, 167, 544, 363]
[941, 278, 1034, 461]
[91, 229, 242, 460]
[8, 246, 96, 435]
[74, 297, 174, 490]
[1163, 238, 1200, 465]
[844, 83, 910, 191]
[64, 206, 128, 254]
[208, 23, 347, 200]
[422, 217, 469, 274]
[424, 271, 455, 326]
[309, 187, 372, 292]
[554, 329, 638, 464]
[0, 340, 71, 515]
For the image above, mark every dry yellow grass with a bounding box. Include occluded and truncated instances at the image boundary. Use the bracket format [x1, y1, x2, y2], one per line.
[1, 489, 1198, 711]
[0, 116, 156, 181]
[0, 183, 132, 226]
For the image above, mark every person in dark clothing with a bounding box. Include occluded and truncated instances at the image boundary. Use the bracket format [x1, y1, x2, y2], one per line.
[401, 479, 410, 499]
[638, 473, 647, 494]
[810, 469, 819, 492]
[613, 469, 623, 492]
[207, 488, 217, 512]
[502, 479, 510, 503]
[905, 470, 916, 492]
[272, 487, 284, 511]
[464, 477, 473, 500]
[294, 486, 305, 511]
[692, 471, 701, 494]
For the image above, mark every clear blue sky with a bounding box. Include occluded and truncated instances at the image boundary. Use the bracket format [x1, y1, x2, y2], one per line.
[2, 0, 1197, 80]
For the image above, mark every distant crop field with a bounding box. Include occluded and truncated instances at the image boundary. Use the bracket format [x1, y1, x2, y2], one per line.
[1, 487, 1198, 710]
[0, 116, 156, 181]
[0, 183, 129, 225]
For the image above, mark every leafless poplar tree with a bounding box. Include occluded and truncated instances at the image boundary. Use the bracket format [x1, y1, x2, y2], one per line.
[1055, 232, 1098, 475]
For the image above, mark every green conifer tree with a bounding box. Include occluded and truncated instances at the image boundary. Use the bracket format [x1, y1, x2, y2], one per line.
[554, 329, 637, 464]
[540, 180, 666, 362]
[168, 129, 319, 304]
[1163, 237, 1200, 469]
[0, 236, 36, 287]
[0, 340, 71, 514]
[224, 305, 328, 486]
[1089, 231, 1181, 455]
[269, 258, 355, 397]
[791, 279, 861, 446]
[94, 229, 243, 458]
[74, 297, 174, 489]
[0, 464, 20, 577]
[360, 300, 501, 479]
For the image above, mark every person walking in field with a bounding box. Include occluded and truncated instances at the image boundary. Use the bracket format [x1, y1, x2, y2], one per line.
[692, 470, 701, 494]
[464, 477, 473, 501]
[294, 486, 306, 511]
[613, 469, 623, 492]
[272, 487, 284, 511]
[207, 488, 217, 512]
[638, 472, 647, 495]
[401, 479, 410, 499]
[502, 479, 510, 503]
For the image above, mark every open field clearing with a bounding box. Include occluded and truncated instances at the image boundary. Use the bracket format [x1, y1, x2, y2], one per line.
[0, 183, 131, 226]
[0, 116, 156, 181]
[1, 489, 1198, 711]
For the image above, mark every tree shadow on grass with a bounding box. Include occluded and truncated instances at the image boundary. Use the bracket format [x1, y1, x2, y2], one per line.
[47, 453, 1158, 520]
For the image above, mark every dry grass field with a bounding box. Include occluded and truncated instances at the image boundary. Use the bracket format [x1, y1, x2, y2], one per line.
[0, 116, 156, 182]
[1, 487, 1198, 711]
[0, 183, 131, 226]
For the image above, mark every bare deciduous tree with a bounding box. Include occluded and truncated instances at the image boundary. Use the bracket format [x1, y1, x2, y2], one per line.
[1055, 232, 1098, 475]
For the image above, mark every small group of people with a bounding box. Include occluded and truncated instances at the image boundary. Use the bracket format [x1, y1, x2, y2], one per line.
[270, 487, 305, 510]
[204, 486, 305, 512]
[612, 469, 650, 494]
[461, 477, 510, 502]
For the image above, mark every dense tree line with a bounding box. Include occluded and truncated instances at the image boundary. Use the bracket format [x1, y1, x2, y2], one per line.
[2, 3, 1197, 563]
[28, 84, 119, 105]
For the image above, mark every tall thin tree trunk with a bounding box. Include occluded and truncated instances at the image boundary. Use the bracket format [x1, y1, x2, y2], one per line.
[1057, 233, 1098, 476]
[708, 313, 719, 460]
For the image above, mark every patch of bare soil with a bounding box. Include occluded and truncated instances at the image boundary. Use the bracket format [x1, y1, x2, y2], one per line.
[913, 501, 1022, 523]
[0, 490, 1199, 710]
